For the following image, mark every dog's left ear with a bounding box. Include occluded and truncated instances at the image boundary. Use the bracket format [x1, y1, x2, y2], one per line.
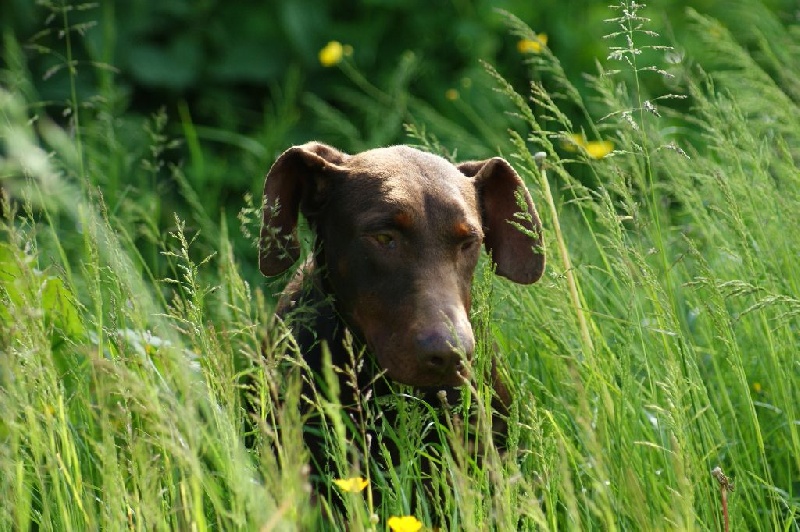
[459, 157, 545, 284]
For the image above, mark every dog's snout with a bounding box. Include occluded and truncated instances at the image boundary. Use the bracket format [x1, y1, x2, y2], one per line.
[419, 347, 460, 372]
[415, 324, 474, 373]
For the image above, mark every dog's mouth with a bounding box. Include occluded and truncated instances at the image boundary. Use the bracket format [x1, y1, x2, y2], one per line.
[382, 359, 469, 388]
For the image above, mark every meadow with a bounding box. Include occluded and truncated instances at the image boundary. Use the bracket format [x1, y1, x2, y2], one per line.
[1, 1, 799, 530]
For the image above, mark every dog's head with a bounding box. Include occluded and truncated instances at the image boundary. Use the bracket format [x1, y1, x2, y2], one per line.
[260, 142, 544, 387]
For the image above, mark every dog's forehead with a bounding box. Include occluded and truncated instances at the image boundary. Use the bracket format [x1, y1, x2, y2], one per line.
[345, 146, 476, 208]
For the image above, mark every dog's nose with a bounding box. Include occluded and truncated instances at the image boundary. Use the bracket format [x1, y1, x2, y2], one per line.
[415, 326, 474, 373]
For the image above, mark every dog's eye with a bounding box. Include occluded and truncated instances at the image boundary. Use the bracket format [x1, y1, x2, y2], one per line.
[461, 237, 480, 252]
[371, 233, 396, 249]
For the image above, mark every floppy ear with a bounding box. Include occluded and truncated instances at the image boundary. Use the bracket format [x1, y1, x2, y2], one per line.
[259, 142, 349, 276]
[458, 157, 545, 284]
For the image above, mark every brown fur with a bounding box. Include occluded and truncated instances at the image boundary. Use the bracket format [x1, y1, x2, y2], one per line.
[259, 142, 545, 506]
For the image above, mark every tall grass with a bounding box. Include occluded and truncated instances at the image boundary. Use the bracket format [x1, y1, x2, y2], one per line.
[1, 1, 799, 530]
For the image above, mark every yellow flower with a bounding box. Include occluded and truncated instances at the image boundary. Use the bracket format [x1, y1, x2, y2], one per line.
[563, 133, 586, 152]
[333, 477, 369, 492]
[445, 89, 459, 101]
[517, 34, 548, 54]
[584, 140, 614, 159]
[387, 515, 423, 532]
[562, 133, 614, 159]
[752, 382, 762, 393]
[319, 41, 345, 67]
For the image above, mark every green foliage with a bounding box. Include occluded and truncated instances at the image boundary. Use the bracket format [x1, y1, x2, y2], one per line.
[2, 0, 800, 530]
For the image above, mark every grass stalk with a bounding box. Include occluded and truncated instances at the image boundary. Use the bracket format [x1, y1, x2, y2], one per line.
[534, 151, 594, 355]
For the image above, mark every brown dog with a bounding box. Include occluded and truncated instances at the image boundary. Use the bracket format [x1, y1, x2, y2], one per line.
[259, 142, 544, 507]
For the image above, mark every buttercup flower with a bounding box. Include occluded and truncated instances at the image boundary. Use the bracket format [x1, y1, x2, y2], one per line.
[563, 133, 586, 152]
[387, 515, 423, 532]
[584, 140, 614, 159]
[517, 33, 548, 53]
[563, 133, 614, 159]
[333, 476, 369, 492]
[319, 41, 345, 67]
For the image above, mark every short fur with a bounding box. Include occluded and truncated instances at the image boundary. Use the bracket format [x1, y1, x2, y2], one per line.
[259, 142, 545, 507]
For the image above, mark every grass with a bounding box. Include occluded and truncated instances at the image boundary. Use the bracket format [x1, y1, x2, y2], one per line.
[2, 1, 799, 530]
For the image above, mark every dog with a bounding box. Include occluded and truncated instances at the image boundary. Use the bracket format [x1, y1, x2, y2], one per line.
[258, 142, 545, 514]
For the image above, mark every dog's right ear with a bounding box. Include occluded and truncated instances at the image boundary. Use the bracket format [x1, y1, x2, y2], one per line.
[259, 142, 349, 276]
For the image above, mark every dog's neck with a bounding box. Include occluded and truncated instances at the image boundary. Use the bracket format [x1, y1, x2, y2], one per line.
[280, 252, 385, 394]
